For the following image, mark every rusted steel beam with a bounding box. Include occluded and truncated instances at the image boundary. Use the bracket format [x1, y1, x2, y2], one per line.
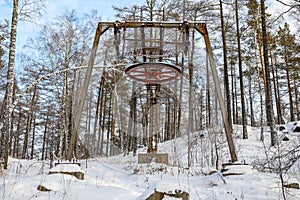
[98, 21, 207, 31]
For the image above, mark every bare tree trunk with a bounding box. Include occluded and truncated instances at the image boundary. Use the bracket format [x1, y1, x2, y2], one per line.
[22, 85, 37, 159]
[97, 78, 105, 156]
[199, 89, 204, 130]
[231, 64, 236, 124]
[257, 31, 266, 91]
[274, 56, 284, 124]
[248, 75, 255, 126]
[259, 77, 264, 142]
[284, 50, 294, 121]
[219, 0, 232, 130]
[206, 54, 211, 127]
[41, 112, 49, 160]
[261, 0, 277, 146]
[235, 0, 248, 139]
[132, 95, 137, 156]
[1, 0, 19, 169]
[234, 73, 239, 123]
[86, 89, 93, 156]
[294, 75, 299, 121]
[99, 84, 107, 156]
[9, 82, 17, 157]
[61, 69, 69, 158]
[30, 117, 36, 159]
[106, 90, 112, 157]
[270, 51, 281, 124]
[22, 113, 31, 159]
[92, 83, 101, 155]
[13, 105, 22, 157]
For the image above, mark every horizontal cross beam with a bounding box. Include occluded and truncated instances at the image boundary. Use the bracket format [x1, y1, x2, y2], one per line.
[98, 21, 208, 36]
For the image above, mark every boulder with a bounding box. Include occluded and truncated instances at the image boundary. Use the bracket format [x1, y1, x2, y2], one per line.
[138, 153, 168, 165]
[49, 163, 84, 180]
[37, 185, 51, 192]
[278, 125, 285, 131]
[146, 189, 189, 200]
[293, 126, 300, 132]
[282, 136, 289, 141]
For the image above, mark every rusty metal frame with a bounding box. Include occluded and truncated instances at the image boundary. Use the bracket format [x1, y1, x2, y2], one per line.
[66, 21, 237, 162]
[125, 62, 181, 83]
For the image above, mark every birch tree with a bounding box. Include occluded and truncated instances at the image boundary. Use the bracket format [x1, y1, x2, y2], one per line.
[0, 22, 6, 71]
[0, 0, 44, 169]
[1, 0, 20, 169]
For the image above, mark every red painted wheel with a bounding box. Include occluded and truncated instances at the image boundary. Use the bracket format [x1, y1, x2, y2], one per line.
[125, 62, 181, 83]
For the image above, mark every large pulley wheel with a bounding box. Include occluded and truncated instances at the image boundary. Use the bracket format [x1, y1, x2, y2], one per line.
[125, 62, 181, 83]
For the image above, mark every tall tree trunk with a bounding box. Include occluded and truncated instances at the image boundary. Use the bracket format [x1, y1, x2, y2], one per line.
[261, 0, 277, 146]
[30, 117, 36, 159]
[259, 72, 264, 142]
[41, 112, 49, 160]
[248, 75, 255, 126]
[86, 89, 92, 156]
[187, 25, 193, 167]
[284, 50, 294, 121]
[8, 81, 17, 157]
[13, 106, 22, 157]
[219, 0, 232, 130]
[230, 64, 236, 124]
[234, 74, 239, 123]
[22, 112, 31, 159]
[206, 53, 211, 127]
[61, 69, 69, 158]
[132, 96, 137, 156]
[97, 78, 105, 156]
[270, 51, 282, 124]
[105, 87, 112, 157]
[1, 0, 19, 169]
[274, 56, 284, 124]
[22, 84, 37, 159]
[294, 75, 299, 121]
[99, 84, 107, 156]
[235, 0, 248, 139]
[92, 83, 101, 155]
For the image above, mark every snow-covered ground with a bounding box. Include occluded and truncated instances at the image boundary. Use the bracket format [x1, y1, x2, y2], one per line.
[1, 124, 300, 199]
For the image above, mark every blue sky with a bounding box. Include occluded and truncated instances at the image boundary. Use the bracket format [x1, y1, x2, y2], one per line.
[43, 0, 145, 20]
[1, 0, 296, 54]
[0, 0, 145, 53]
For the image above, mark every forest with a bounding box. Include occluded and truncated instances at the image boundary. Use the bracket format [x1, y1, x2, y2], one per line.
[0, 0, 299, 175]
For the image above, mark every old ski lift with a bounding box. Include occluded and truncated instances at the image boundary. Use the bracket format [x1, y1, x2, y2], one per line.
[67, 20, 238, 165]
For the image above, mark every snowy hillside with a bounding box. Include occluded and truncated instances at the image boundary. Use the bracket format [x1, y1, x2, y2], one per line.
[1, 124, 300, 199]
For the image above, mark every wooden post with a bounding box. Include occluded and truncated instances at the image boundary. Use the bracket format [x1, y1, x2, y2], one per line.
[195, 23, 238, 162]
[66, 23, 109, 161]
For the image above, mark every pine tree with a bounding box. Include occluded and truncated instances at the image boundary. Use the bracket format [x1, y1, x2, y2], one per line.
[219, 0, 232, 132]
[235, 0, 248, 139]
[276, 23, 298, 122]
[261, 0, 277, 146]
